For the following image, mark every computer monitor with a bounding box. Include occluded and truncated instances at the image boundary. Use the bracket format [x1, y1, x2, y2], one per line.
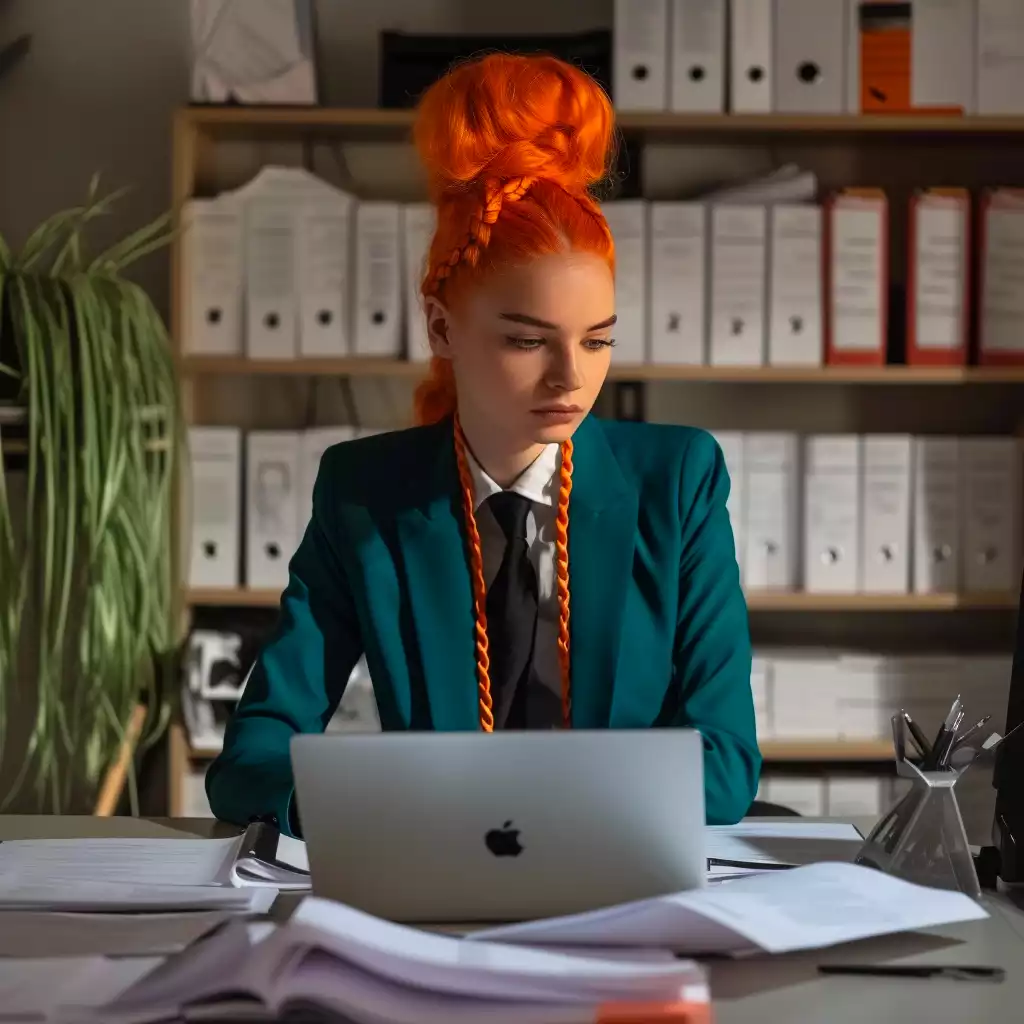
[994, 564, 1024, 883]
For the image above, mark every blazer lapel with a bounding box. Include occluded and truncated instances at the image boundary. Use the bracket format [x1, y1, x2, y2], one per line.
[566, 416, 639, 728]
[395, 422, 480, 732]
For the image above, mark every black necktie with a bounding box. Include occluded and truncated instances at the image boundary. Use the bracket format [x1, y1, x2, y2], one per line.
[485, 492, 538, 729]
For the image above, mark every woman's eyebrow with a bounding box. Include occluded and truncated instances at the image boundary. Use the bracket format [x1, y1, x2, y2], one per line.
[499, 312, 618, 331]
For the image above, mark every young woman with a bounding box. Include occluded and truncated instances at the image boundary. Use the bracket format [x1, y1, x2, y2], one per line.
[207, 53, 760, 835]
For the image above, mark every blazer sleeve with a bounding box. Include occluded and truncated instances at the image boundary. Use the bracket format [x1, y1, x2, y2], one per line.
[672, 430, 761, 825]
[205, 450, 363, 835]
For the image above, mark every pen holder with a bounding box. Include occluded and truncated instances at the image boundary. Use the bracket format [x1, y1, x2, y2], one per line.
[855, 757, 981, 899]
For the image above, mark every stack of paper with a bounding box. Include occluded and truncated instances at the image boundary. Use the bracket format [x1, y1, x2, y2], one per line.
[706, 821, 866, 881]
[472, 862, 988, 955]
[84, 902, 710, 1024]
[0, 832, 308, 912]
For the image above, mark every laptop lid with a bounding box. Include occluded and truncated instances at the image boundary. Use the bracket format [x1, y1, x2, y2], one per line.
[291, 728, 706, 923]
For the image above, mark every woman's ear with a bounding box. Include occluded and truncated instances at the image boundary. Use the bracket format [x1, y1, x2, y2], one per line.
[424, 295, 455, 360]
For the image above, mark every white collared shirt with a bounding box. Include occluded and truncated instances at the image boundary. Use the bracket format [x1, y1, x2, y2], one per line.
[465, 444, 561, 722]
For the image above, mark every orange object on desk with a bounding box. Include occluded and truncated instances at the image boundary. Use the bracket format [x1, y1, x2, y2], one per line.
[597, 1001, 713, 1023]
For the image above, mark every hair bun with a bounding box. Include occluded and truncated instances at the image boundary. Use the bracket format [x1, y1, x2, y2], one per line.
[413, 53, 615, 203]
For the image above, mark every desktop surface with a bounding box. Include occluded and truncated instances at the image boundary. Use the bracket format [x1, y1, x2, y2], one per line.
[3, 815, 1023, 1023]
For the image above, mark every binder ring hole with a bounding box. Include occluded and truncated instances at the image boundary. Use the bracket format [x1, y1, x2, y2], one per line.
[748, 65, 765, 83]
[688, 65, 705, 82]
[317, 309, 333, 326]
[764, 540, 778, 556]
[822, 546, 841, 565]
[202, 541, 217, 559]
[789, 315, 804, 334]
[667, 313, 681, 332]
[730, 317, 745, 336]
[880, 544, 896, 563]
[631, 64, 649, 81]
[933, 543, 953, 563]
[796, 61, 821, 85]
[265, 542, 281, 560]
[264, 312, 280, 329]
[206, 307, 222, 325]
[979, 546, 998, 564]
[372, 310, 386, 325]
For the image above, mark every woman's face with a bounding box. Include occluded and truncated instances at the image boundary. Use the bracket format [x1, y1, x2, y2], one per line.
[426, 250, 616, 449]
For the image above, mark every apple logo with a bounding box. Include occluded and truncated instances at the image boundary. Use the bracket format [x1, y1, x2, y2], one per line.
[485, 820, 524, 857]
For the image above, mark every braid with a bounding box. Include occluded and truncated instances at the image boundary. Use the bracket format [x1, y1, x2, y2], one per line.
[453, 422, 574, 731]
[554, 438, 573, 727]
[425, 176, 536, 297]
[453, 417, 494, 732]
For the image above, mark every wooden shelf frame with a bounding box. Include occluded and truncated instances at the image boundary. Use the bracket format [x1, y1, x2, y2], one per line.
[177, 105, 1024, 144]
[177, 356, 1024, 384]
[186, 587, 1019, 612]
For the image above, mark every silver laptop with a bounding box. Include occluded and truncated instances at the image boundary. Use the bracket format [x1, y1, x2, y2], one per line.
[290, 729, 706, 923]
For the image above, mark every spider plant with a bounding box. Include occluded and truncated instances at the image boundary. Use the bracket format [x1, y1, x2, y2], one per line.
[0, 178, 183, 813]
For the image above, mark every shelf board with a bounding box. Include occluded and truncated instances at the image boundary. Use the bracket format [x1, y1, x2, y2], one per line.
[177, 356, 1024, 385]
[185, 738, 892, 763]
[759, 741, 893, 761]
[178, 105, 1024, 142]
[186, 587, 1018, 611]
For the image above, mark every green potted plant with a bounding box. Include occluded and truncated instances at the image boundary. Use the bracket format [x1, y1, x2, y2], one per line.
[0, 178, 183, 813]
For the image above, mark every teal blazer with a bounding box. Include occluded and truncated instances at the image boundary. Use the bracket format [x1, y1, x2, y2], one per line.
[206, 415, 761, 833]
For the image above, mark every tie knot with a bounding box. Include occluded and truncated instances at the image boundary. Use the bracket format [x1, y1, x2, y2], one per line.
[488, 491, 531, 543]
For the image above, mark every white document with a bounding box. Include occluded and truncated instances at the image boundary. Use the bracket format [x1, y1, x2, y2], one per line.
[709, 204, 767, 366]
[0, 910, 226, 957]
[186, 426, 241, 588]
[246, 431, 302, 589]
[961, 437, 1022, 592]
[106, 902, 707, 1024]
[354, 201, 402, 357]
[669, 0, 725, 112]
[244, 197, 298, 359]
[711, 430, 745, 583]
[300, 426, 356, 528]
[296, 193, 355, 357]
[402, 202, 436, 362]
[703, 164, 818, 205]
[743, 433, 799, 589]
[602, 200, 649, 364]
[913, 436, 961, 594]
[472, 862, 988, 954]
[803, 435, 861, 593]
[707, 821, 863, 871]
[774, 0, 848, 114]
[912, 193, 968, 356]
[768, 204, 823, 366]
[0, 880, 276, 913]
[977, 0, 1024, 115]
[730, 0, 773, 113]
[0, 836, 241, 886]
[649, 201, 706, 365]
[829, 197, 887, 357]
[980, 191, 1024, 361]
[181, 198, 244, 356]
[860, 435, 913, 593]
[614, 0, 670, 110]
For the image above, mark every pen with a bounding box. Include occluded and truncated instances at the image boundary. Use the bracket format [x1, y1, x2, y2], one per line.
[952, 715, 992, 753]
[936, 708, 966, 769]
[818, 964, 1004, 982]
[924, 696, 962, 770]
[901, 710, 931, 759]
[706, 858, 794, 872]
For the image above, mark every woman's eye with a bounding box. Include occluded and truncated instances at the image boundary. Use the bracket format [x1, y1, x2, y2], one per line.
[506, 336, 545, 350]
[584, 337, 616, 350]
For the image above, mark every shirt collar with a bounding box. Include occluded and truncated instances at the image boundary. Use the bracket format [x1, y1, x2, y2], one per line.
[465, 443, 560, 511]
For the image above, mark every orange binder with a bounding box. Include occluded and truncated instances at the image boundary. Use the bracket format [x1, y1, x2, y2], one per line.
[978, 188, 1024, 367]
[907, 188, 970, 366]
[597, 1000, 713, 1023]
[824, 189, 889, 366]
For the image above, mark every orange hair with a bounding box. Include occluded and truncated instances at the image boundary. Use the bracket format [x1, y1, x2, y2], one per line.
[410, 53, 615, 729]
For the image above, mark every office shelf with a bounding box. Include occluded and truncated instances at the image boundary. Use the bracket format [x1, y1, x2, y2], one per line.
[177, 356, 1024, 385]
[185, 587, 1018, 612]
[177, 105, 1024, 144]
[759, 741, 894, 761]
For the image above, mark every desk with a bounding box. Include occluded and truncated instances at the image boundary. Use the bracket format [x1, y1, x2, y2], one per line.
[2, 816, 1023, 1022]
